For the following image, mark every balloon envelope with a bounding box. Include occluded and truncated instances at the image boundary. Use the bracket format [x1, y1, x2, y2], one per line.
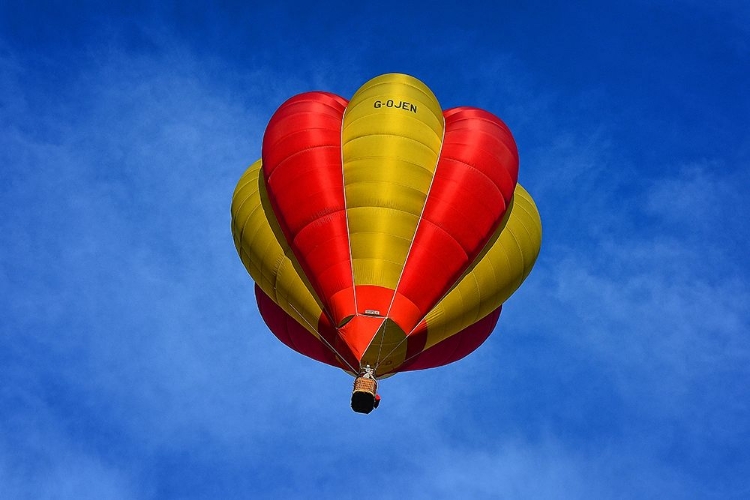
[231, 73, 541, 377]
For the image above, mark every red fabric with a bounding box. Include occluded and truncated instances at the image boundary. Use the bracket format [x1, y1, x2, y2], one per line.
[394, 108, 518, 333]
[392, 306, 502, 373]
[261, 92, 357, 325]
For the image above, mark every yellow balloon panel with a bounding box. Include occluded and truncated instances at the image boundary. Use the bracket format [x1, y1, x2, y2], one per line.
[361, 319, 408, 370]
[346, 207, 419, 239]
[230, 160, 325, 336]
[345, 180, 427, 214]
[345, 158, 434, 188]
[421, 184, 542, 349]
[346, 204, 419, 287]
[342, 73, 445, 289]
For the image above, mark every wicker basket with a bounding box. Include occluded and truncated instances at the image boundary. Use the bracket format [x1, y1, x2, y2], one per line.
[353, 376, 377, 395]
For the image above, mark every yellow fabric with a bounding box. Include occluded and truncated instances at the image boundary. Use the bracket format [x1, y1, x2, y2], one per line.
[342, 73, 445, 289]
[361, 319, 408, 370]
[421, 184, 542, 348]
[230, 160, 325, 336]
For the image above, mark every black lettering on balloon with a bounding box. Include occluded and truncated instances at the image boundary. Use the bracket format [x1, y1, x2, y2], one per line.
[372, 98, 417, 113]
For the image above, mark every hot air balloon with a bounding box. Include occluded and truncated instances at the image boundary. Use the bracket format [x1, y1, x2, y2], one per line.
[231, 73, 541, 413]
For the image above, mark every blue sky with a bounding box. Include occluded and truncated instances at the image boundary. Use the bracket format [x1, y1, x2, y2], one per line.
[1, 1, 749, 498]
